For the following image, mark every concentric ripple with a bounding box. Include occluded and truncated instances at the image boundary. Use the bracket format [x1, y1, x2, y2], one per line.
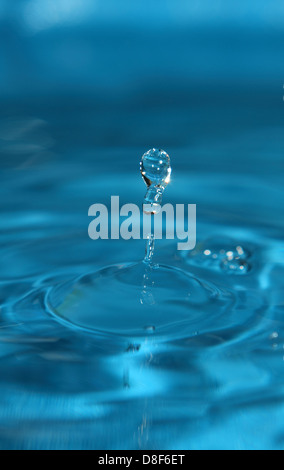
[45, 260, 264, 340]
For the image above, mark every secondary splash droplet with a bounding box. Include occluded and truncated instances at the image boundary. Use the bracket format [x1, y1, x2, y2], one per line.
[140, 148, 171, 214]
[183, 237, 252, 275]
[220, 257, 250, 274]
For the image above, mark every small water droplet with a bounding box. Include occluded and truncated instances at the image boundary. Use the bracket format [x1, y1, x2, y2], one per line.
[226, 251, 234, 261]
[140, 148, 171, 214]
[236, 246, 245, 256]
[220, 257, 250, 275]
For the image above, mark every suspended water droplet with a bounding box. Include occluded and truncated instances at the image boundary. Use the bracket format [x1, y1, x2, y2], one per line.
[140, 148, 171, 214]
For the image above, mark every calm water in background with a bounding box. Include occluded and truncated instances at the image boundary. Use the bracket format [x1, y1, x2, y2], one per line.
[0, 2, 284, 450]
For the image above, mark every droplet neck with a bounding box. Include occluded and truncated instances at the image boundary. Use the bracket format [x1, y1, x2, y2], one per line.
[143, 186, 165, 214]
[144, 233, 155, 265]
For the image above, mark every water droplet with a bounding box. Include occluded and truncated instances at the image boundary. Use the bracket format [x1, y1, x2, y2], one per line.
[220, 257, 250, 275]
[140, 148, 171, 214]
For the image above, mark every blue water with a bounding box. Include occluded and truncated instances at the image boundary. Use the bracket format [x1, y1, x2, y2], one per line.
[1, 1, 284, 450]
